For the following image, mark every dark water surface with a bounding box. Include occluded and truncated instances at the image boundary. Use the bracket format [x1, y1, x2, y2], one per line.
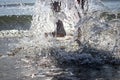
[0, 15, 32, 31]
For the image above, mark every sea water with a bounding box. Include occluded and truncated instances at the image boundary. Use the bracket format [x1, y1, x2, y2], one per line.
[0, 0, 120, 16]
[0, 0, 120, 80]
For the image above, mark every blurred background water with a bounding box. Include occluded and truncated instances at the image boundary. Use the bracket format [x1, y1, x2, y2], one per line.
[0, 0, 120, 16]
[0, 0, 35, 16]
[0, 0, 36, 30]
[0, 0, 119, 31]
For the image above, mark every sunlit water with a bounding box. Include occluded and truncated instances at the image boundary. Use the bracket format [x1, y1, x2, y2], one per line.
[0, 0, 35, 16]
[0, 0, 120, 16]
[0, 0, 120, 80]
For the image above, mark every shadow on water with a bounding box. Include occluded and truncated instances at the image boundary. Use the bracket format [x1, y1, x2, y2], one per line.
[0, 15, 32, 31]
[47, 44, 120, 80]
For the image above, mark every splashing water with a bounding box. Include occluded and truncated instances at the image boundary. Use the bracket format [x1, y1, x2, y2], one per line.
[15, 0, 120, 74]
[1, 0, 120, 79]
[29, 0, 90, 49]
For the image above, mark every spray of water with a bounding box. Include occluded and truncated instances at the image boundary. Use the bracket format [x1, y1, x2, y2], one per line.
[11, 0, 120, 63]
[2, 0, 119, 79]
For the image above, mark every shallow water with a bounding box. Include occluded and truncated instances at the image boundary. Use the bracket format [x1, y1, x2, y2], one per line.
[0, 40, 120, 80]
[0, 0, 120, 80]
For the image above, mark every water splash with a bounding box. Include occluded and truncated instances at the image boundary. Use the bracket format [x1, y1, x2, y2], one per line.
[12, 0, 120, 64]
[1, 0, 120, 79]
